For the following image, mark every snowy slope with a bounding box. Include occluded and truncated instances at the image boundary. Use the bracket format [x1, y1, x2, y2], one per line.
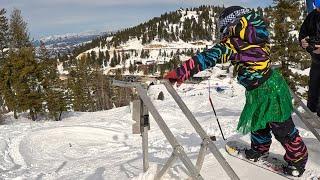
[76, 8, 217, 74]
[0, 66, 320, 180]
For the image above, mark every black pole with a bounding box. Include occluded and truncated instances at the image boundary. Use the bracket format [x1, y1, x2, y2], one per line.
[209, 96, 227, 140]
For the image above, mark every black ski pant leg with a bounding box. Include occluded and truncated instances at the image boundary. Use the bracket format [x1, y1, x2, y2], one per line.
[307, 61, 320, 114]
[251, 126, 272, 154]
[270, 117, 308, 168]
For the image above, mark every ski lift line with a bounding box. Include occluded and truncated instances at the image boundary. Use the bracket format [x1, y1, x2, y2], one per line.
[162, 80, 240, 180]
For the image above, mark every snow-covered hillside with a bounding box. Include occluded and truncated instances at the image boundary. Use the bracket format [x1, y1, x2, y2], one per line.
[80, 38, 212, 73]
[76, 8, 218, 72]
[0, 66, 319, 180]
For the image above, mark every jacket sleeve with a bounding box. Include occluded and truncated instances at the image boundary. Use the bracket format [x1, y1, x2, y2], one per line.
[299, 14, 310, 42]
[299, 14, 315, 54]
[174, 41, 234, 83]
[228, 11, 269, 44]
[172, 11, 266, 83]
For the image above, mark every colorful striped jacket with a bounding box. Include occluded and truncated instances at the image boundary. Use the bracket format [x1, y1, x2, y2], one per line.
[176, 10, 271, 90]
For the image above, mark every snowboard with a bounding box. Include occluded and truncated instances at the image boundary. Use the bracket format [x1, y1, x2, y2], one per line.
[225, 140, 298, 180]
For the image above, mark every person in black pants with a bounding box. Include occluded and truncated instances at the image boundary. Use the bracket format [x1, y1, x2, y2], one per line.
[299, 2, 320, 116]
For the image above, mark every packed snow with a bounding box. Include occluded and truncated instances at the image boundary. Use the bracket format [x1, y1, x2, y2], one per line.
[0, 66, 319, 180]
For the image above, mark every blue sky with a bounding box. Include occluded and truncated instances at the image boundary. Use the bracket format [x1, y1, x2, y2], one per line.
[1, 0, 273, 39]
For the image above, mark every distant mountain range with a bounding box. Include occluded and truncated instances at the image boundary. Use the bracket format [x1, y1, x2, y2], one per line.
[33, 31, 113, 56]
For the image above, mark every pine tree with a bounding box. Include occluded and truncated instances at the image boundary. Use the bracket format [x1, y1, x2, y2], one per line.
[11, 47, 41, 120]
[0, 8, 9, 119]
[0, 50, 17, 118]
[98, 50, 104, 67]
[167, 55, 181, 69]
[9, 8, 30, 48]
[133, 63, 137, 72]
[142, 34, 147, 44]
[0, 8, 9, 63]
[129, 61, 134, 73]
[1, 9, 40, 120]
[117, 53, 121, 65]
[113, 50, 118, 65]
[68, 56, 94, 112]
[213, 16, 220, 43]
[90, 50, 97, 65]
[271, 0, 301, 89]
[105, 50, 110, 66]
[91, 70, 112, 110]
[110, 57, 116, 67]
[39, 42, 67, 120]
[159, 64, 166, 77]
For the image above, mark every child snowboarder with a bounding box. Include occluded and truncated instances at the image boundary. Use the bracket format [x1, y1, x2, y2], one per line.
[164, 6, 308, 177]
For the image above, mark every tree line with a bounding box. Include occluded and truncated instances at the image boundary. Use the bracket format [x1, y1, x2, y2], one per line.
[69, 5, 225, 59]
[0, 8, 134, 122]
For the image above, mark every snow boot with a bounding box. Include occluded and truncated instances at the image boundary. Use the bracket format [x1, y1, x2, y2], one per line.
[244, 149, 268, 162]
[283, 164, 305, 177]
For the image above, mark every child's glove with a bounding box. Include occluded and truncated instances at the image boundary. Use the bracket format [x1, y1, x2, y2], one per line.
[164, 58, 199, 87]
[164, 70, 183, 86]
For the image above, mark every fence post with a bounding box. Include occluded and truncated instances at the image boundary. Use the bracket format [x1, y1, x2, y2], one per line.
[141, 99, 150, 172]
[132, 99, 150, 172]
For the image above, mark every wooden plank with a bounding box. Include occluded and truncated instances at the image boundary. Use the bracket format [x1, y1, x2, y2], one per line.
[195, 141, 209, 172]
[155, 153, 178, 180]
[132, 100, 141, 134]
[142, 126, 149, 172]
